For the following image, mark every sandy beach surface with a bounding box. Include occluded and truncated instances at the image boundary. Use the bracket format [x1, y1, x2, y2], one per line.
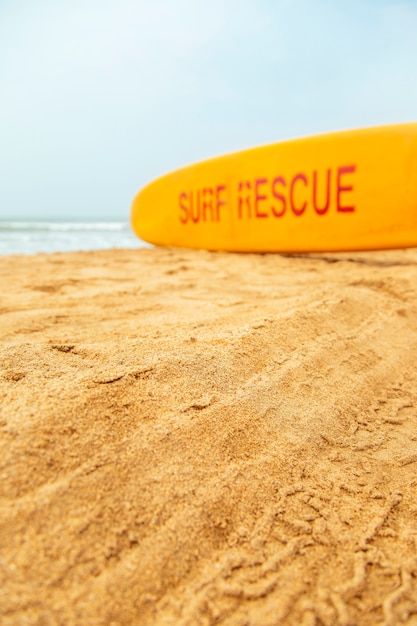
[1, 246, 417, 626]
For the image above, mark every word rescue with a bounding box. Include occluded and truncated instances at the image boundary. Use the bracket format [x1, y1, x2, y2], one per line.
[178, 165, 356, 224]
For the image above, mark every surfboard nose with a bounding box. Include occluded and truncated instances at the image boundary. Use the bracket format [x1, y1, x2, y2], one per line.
[131, 185, 155, 243]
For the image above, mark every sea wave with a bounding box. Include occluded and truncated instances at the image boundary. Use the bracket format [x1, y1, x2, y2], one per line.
[0, 221, 147, 255]
[0, 221, 130, 232]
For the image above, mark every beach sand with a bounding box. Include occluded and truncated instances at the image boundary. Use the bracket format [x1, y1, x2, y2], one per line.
[1, 246, 417, 626]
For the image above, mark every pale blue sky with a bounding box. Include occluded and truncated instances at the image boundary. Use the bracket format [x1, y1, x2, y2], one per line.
[1, 0, 416, 220]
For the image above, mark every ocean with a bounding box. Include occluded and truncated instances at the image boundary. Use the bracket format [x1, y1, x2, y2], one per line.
[0, 221, 149, 255]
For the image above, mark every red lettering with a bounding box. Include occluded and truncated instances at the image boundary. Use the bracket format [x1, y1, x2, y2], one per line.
[255, 178, 268, 218]
[313, 169, 331, 215]
[190, 190, 200, 223]
[290, 173, 308, 216]
[337, 165, 356, 212]
[237, 181, 252, 219]
[230, 167, 356, 221]
[215, 185, 226, 222]
[202, 188, 214, 222]
[179, 192, 188, 224]
[271, 177, 286, 217]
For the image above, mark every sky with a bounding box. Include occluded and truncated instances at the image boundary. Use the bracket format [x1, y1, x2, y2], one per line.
[1, 0, 417, 221]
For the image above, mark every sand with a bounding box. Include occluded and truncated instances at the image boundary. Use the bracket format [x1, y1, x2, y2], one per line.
[1, 246, 417, 626]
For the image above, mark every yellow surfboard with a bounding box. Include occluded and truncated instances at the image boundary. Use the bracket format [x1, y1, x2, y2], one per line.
[131, 123, 417, 252]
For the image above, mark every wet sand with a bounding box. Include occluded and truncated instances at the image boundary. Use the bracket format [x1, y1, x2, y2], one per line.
[1, 246, 417, 625]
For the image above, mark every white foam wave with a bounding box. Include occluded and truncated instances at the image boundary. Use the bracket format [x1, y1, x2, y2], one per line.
[0, 221, 130, 232]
